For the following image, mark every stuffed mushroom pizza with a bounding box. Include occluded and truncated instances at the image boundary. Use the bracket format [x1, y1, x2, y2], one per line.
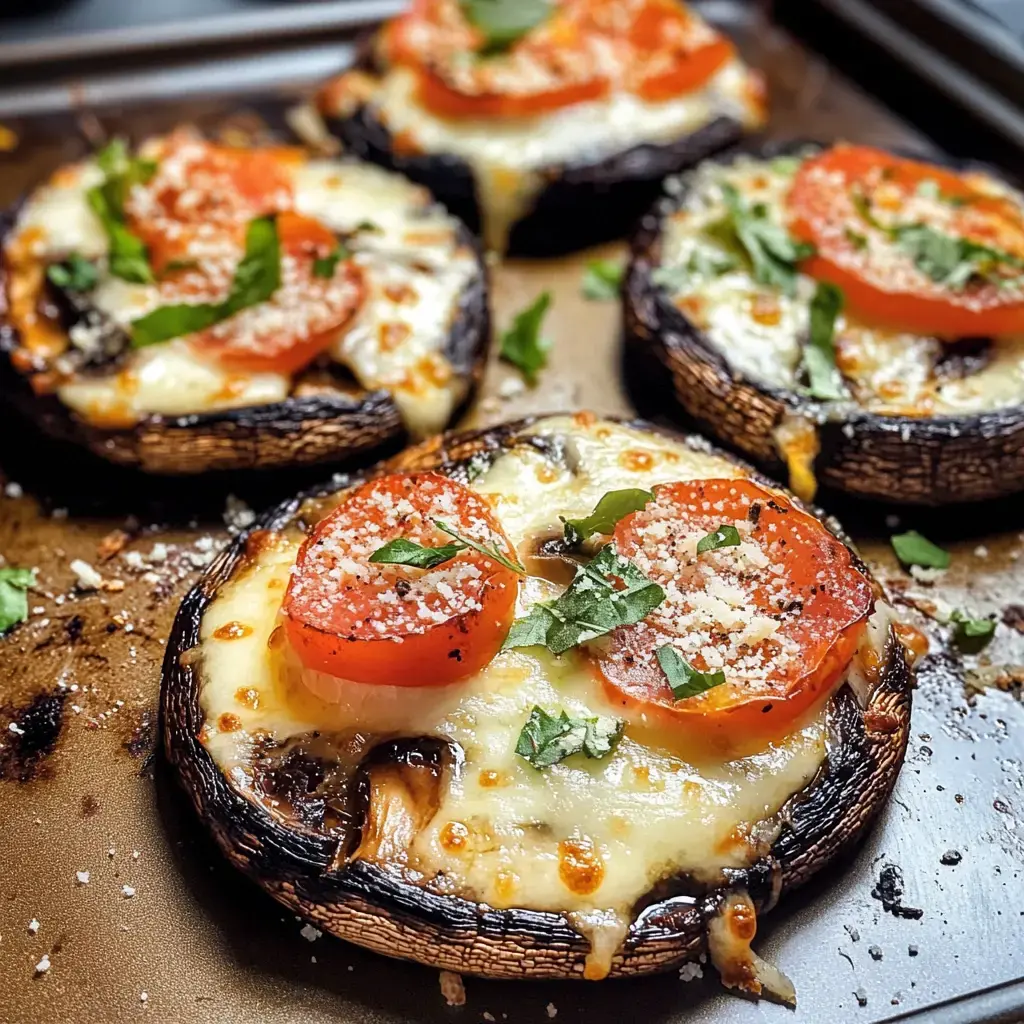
[163, 414, 916, 993]
[319, 0, 766, 254]
[625, 142, 1024, 504]
[0, 129, 487, 473]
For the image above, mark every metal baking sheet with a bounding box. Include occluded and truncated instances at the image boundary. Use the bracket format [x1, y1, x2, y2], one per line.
[2, 4, 1024, 1022]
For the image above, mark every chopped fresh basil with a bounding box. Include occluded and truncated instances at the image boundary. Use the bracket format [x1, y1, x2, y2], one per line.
[651, 250, 736, 292]
[499, 291, 552, 385]
[891, 530, 950, 570]
[915, 179, 969, 207]
[561, 488, 653, 546]
[87, 139, 158, 285]
[803, 282, 847, 400]
[581, 259, 623, 301]
[432, 519, 525, 575]
[0, 567, 35, 634]
[720, 182, 814, 296]
[130, 216, 281, 347]
[515, 705, 624, 768]
[354, 220, 381, 234]
[47, 254, 99, 292]
[950, 610, 996, 653]
[656, 644, 726, 700]
[844, 227, 868, 251]
[769, 155, 802, 176]
[502, 545, 665, 655]
[696, 523, 741, 555]
[460, 0, 551, 53]
[851, 190, 887, 232]
[368, 537, 467, 570]
[312, 244, 349, 279]
[893, 223, 1024, 291]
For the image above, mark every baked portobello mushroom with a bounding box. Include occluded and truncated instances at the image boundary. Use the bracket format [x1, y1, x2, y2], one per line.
[317, 0, 766, 256]
[162, 412, 916, 996]
[624, 140, 1024, 505]
[0, 129, 488, 474]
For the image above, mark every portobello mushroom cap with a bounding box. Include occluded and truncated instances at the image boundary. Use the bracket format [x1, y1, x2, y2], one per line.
[162, 414, 912, 980]
[623, 140, 1024, 505]
[320, 42, 756, 256]
[0, 178, 489, 476]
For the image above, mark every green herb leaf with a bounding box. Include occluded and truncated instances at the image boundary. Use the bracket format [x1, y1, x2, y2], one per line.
[130, 216, 281, 347]
[432, 519, 526, 575]
[893, 223, 1024, 291]
[802, 281, 847, 400]
[354, 220, 381, 234]
[503, 545, 665, 655]
[0, 567, 35, 634]
[499, 291, 552, 385]
[851, 190, 887, 232]
[651, 249, 736, 293]
[368, 537, 467, 570]
[656, 644, 726, 700]
[561, 488, 653, 546]
[312, 244, 349, 279]
[47, 253, 99, 292]
[720, 182, 815, 296]
[515, 705, 623, 768]
[950, 610, 996, 653]
[696, 523, 741, 555]
[916, 179, 940, 200]
[460, 0, 551, 53]
[769, 155, 802, 176]
[891, 530, 950, 570]
[844, 227, 868, 251]
[87, 139, 159, 285]
[581, 259, 623, 300]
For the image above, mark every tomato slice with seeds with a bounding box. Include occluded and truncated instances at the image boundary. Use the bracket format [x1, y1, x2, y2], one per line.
[187, 211, 365, 376]
[592, 479, 873, 746]
[126, 133, 298, 274]
[389, 0, 732, 120]
[787, 144, 1024, 338]
[283, 472, 519, 688]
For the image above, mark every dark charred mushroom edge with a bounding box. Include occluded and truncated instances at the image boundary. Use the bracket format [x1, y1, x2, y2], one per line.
[162, 415, 911, 981]
[0, 203, 489, 475]
[321, 44, 749, 257]
[624, 140, 1024, 505]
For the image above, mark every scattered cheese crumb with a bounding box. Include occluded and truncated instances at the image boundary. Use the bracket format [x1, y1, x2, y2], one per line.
[8, 722, 24, 735]
[122, 885, 136, 898]
[132, 850, 140, 860]
[108, 848, 116, 858]
[546, 1002, 558, 1018]
[299, 923, 322, 942]
[679, 962, 704, 982]
[439, 970, 466, 1007]
[974, 545, 989, 558]
[34, 954, 50, 975]
[224, 495, 256, 531]
[5, 481, 23, 498]
[28, 918, 40, 935]
[140, 991, 148, 1003]
[70, 559, 103, 591]
[498, 376, 525, 399]
[75, 870, 90, 885]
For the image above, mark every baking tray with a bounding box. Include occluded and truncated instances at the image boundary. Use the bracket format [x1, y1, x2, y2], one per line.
[2, 3, 1024, 1023]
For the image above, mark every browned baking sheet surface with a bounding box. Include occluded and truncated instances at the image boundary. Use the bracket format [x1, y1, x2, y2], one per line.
[1, 7, 1023, 1023]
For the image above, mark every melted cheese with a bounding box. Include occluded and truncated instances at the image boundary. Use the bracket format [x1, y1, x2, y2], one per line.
[368, 61, 763, 252]
[658, 154, 1024, 416]
[6, 148, 475, 438]
[195, 418, 884, 943]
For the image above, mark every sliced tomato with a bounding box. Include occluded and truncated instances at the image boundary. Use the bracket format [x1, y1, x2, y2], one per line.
[126, 133, 298, 273]
[415, 69, 608, 120]
[592, 479, 872, 747]
[390, 0, 729, 121]
[187, 212, 364, 376]
[625, 0, 734, 102]
[787, 144, 1024, 338]
[283, 472, 519, 688]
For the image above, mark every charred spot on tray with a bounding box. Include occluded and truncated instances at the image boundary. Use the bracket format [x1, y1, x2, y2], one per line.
[870, 863, 923, 919]
[933, 336, 992, 382]
[123, 707, 157, 760]
[0, 689, 67, 783]
[80, 793, 100, 817]
[64, 614, 85, 643]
